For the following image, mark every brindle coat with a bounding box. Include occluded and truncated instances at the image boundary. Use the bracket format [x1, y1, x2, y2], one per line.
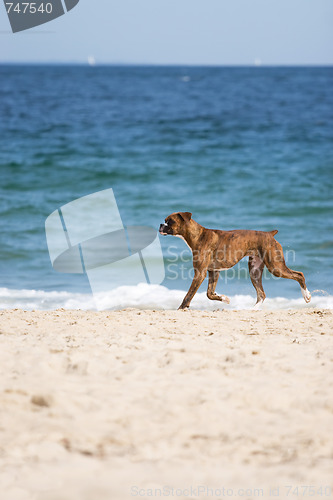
[159, 212, 311, 310]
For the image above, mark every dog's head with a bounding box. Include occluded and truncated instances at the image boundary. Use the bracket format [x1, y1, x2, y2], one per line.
[159, 212, 192, 236]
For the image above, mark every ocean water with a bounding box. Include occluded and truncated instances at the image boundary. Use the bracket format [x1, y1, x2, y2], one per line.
[1, 65, 332, 310]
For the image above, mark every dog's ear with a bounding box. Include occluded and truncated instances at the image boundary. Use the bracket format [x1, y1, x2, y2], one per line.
[178, 212, 192, 222]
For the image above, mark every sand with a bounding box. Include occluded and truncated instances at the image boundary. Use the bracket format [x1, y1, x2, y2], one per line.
[0, 308, 332, 500]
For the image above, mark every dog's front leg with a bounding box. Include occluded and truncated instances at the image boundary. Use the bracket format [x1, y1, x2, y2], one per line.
[207, 270, 230, 304]
[178, 268, 207, 310]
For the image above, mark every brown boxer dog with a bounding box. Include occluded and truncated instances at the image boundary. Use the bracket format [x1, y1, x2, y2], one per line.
[159, 212, 311, 310]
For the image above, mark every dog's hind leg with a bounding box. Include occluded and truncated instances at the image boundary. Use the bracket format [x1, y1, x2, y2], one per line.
[207, 270, 230, 304]
[264, 241, 311, 303]
[248, 256, 266, 308]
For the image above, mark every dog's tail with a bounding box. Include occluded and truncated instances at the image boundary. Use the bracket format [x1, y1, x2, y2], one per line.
[269, 229, 278, 236]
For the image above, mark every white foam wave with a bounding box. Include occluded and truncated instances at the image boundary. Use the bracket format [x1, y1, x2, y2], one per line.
[0, 285, 332, 311]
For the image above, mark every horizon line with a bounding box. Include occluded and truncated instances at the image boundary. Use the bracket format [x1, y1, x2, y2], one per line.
[1, 61, 333, 68]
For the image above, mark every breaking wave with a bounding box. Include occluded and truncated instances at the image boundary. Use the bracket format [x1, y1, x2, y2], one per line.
[0, 285, 332, 311]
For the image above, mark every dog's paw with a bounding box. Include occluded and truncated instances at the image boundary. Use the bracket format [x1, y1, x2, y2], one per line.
[301, 288, 311, 303]
[253, 299, 264, 310]
[220, 295, 230, 304]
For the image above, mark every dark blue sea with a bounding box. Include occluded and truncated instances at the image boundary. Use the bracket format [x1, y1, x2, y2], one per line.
[1, 65, 332, 310]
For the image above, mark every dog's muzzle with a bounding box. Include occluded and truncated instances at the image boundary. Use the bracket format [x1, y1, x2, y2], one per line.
[159, 223, 169, 235]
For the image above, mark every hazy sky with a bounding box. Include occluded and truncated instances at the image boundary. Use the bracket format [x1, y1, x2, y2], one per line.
[1, 0, 332, 65]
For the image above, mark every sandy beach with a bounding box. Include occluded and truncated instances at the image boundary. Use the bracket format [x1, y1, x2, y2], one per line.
[0, 308, 332, 500]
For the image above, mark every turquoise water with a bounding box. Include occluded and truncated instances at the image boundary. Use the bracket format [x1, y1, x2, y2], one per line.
[1, 65, 332, 309]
